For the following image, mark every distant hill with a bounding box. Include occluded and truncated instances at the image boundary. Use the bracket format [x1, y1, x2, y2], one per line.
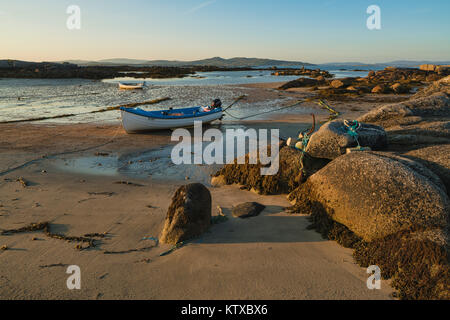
[0, 60, 76, 68]
[59, 57, 314, 68]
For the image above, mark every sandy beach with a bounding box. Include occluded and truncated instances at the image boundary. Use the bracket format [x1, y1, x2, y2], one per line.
[0, 82, 402, 300]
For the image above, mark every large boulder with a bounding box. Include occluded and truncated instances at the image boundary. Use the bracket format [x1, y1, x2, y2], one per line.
[305, 120, 387, 159]
[293, 152, 449, 241]
[160, 183, 212, 245]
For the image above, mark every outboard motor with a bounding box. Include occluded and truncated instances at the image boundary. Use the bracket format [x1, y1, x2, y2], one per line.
[211, 99, 222, 109]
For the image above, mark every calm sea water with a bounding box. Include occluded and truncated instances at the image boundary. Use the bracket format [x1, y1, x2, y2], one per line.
[0, 68, 372, 124]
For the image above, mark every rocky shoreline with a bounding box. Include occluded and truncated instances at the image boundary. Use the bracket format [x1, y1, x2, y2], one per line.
[0, 60, 329, 80]
[212, 75, 450, 299]
[279, 65, 450, 100]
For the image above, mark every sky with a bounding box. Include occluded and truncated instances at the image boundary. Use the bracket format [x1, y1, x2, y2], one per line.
[0, 0, 449, 64]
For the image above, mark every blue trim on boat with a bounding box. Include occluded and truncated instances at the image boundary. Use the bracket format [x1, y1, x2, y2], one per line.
[120, 106, 223, 119]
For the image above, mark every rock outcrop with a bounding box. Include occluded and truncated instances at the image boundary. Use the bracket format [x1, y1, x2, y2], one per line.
[413, 75, 450, 98]
[160, 183, 212, 245]
[358, 92, 450, 128]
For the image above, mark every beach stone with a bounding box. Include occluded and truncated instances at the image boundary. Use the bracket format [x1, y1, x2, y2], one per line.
[391, 83, 409, 94]
[160, 183, 211, 245]
[371, 85, 386, 94]
[330, 79, 345, 89]
[301, 152, 450, 241]
[232, 202, 266, 219]
[368, 70, 375, 77]
[305, 120, 387, 159]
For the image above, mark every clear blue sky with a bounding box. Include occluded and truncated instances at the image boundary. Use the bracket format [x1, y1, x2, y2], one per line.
[1, 0, 449, 63]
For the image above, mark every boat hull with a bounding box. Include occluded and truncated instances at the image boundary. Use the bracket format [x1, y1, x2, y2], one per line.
[120, 109, 223, 133]
[118, 83, 144, 90]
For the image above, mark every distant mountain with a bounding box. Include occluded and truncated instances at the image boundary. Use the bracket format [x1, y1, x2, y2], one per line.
[59, 57, 314, 68]
[97, 58, 151, 65]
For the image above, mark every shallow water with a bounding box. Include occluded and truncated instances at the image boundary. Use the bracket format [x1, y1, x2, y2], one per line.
[0, 69, 369, 124]
[51, 122, 309, 183]
[104, 69, 370, 86]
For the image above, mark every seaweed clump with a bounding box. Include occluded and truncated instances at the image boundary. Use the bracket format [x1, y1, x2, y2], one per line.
[289, 183, 450, 300]
[354, 230, 450, 300]
[214, 146, 329, 195]
[1, 222, 104, 250]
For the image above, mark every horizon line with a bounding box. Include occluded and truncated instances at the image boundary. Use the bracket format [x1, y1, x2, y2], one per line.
[3, 56, 450, 66]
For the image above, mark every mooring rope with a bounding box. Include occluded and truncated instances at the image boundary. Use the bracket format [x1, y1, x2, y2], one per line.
[344, 119, 362, 148]
[0, 122, 124, 177]
[223, 100, 304, 120]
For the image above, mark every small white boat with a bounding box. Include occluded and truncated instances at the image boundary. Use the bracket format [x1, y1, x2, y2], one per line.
[118, 82, 145, 90]
[120, 106, 223, 133]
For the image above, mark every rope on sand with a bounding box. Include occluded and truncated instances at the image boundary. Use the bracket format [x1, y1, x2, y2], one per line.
[0, 97, 171, 124]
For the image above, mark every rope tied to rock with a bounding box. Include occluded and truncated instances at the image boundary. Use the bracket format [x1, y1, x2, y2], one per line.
[287, 113, 315, 176]
[344, 119, 362, 148]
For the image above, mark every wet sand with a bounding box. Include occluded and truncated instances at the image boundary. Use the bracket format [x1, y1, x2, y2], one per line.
[0, 84, 398, 300]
